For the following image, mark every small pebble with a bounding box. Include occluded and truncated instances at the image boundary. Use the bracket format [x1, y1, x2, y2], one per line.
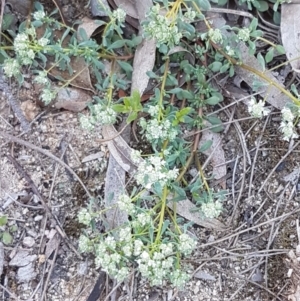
[23, 236, 35, 248]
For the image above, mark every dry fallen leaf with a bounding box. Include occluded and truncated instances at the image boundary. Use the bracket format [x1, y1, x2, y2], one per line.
[281, 4, 300, 73]
[114, 0, 138, 19]
[90, 0, 111, 17]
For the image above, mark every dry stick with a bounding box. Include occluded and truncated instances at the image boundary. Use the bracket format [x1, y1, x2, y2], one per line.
[198, 207, 300, 249]
[6, 154, 82, 259]
[40, 237, 61, 301]
[248, 114, 270, 199]
[221, 107, 248, 226]
[0, 0, 5, 44]
[0, 75, 31, 132]
[258, 141, 300, 194]
[0, 284, 19, 301]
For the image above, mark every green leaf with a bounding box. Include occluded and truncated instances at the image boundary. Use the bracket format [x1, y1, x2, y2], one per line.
[107, 39, 126, 50]
[275, 45, 285, 54]
[206, 115, 222, 125]
[146, 71, 160, 79]
[126, 112, 137, 123]
[117, 60, 133, 73]
[194, 0, 211, 10]
[2, 231, 12, 245]
[220, 63, 229, 73]
[2, 14, 14, 31]
[265, 48, 274, 63]
[161, 220, 170, 235]
[257, 52, 265, 71]
[205, 96, 220, 105]
[173, 185, 186, 197]
[209, 61, 222, 72]
[199, 140, 213, 152]
[249, 18, 258, 31]
[0, 215, 7, 226]
[168, 87, 183, 94]
[256, 0, 269, 11]
[112, 104, 127, 113]
[210, 124, 224, 133]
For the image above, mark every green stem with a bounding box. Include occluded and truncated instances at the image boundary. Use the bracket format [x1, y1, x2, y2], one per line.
[154, 185, 168, 244]
[158, 58, 170, 121]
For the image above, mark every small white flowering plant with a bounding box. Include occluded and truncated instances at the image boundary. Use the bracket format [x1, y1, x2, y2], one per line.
[2, 0, 300, 290]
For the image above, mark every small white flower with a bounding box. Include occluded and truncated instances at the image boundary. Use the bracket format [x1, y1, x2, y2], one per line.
[34, 70, 49, 85]
[143, 4, 182, 47]
[201, 200, 222, 219]
[38, 37, 50, 47]
[133, 239, 144, 256]
[3, 59, 21, 77]
[139, 118, 178, 142]
[93, 104, 117, 125]
[147, 105, 160, 117]
[183, 8, 196, 23]
[281, 107, 295, 122]
[33, 10, 46, 21]
[280, 121, 298, 141]
[40, 88, 56, 105]
[134, 155, 178, 189]
[112, 8, 126, 23]
[78, 208, 92, 225]
[78, 235, 93, 252]
[248, 98, 270, 118]
[79, 114, 94, 131]
[105, 235, 116, 250]
[238, 28, 251, 42]
[225, 45, 235, 56]
[208, 28, 223, 44]
[178, 233, 197, 256]
[170, 269, 189, 288]
[117, 194, 135, 215]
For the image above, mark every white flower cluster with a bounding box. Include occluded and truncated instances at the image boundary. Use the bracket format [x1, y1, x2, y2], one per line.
[93, 104, 117, 125]
[40, 88, 57, 105]
[34, 70, 49, 85]
[201, 200, 222, 219]
[238, 28, 251, 42]
[280, 107, 299, 141]
[183, 8, 196, 23]
[79, 103, 117, 130]
[112, 8, 126, 23]
[143, 4, 182, 47]
[139, 117, 178, 142]
[137, 244, 174, 286]
[78, 235, 93, 252]
[3, 59, 21, 78]
[132, 154, 178, 189]
[78, 205, 194, 287]
[147, 105, 160, 117]
[248, 98, 270, 118]
[94, 235, 130, 282]
[13, 32, 35, 65]
[178, 233, 197, 256]
[225, 45, 235, 56]
[78, 208, 93, 225]
[208, 28, 223, 44]
[33, 10, 46, 21]
[117, 194, 135, 215]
